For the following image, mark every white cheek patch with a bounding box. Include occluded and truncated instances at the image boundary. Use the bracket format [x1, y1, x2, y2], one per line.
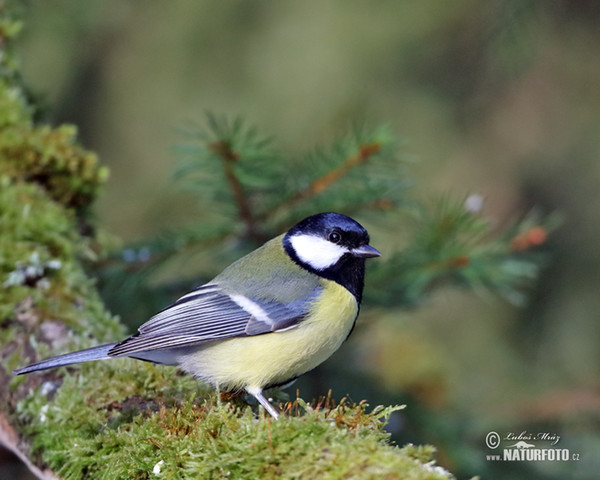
[289, 234, 349, 270]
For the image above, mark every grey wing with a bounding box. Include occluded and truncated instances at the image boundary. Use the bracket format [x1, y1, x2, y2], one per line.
[108, 284, 320, 357]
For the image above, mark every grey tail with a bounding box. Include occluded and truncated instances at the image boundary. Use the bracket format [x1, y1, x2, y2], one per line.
[12, 343, 118, 375]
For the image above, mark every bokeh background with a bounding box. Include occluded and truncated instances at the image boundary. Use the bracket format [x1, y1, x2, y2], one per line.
[7, 1, 600, 478]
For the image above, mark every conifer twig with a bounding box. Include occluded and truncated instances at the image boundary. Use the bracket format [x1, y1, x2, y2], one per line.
[209, 140, 262, 242]
[267, 142, 381, 219]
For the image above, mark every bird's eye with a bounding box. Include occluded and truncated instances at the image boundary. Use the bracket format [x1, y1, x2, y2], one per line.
[328, 231, 341, 243]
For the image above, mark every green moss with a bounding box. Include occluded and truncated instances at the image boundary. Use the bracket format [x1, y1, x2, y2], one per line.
[0, 77, 30, 128]
[0, 123, 109, 212]
[16, 361, 450, 480]
[0, 176, 121, 340]
[14, 351, 452, 478]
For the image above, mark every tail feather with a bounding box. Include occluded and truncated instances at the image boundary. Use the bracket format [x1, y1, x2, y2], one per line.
[13, 343, 118, 375]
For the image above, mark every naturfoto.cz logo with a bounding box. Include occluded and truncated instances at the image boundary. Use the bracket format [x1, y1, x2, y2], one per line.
[485, 431, 581, 462]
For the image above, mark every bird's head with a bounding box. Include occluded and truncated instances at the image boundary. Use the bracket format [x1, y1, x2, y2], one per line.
[283, 212, 380, 276]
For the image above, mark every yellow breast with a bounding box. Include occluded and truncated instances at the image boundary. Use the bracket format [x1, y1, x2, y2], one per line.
[178, 280, 358, 391]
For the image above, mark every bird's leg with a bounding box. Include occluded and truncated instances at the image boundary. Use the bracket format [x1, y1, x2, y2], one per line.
[246, 386, 280, 420]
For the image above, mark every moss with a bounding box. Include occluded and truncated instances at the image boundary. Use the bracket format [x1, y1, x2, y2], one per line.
[17, 362, 450, 480]
[0, 174, 124, 420]
[0, 176, 120, 333]
[0, 122, 109, 212]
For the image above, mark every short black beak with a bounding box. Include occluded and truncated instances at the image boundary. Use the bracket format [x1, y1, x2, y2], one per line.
[351, 244, 381, 258]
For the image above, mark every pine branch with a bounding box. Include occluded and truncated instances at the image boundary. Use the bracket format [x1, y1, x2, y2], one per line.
[208, 139, 262, 242]
[266, 141, 382, 220]
[114, 117, 555, 321]
[365, 198, 557, 307]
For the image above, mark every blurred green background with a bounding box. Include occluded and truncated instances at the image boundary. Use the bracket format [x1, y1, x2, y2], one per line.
[9, 1, 600, 478]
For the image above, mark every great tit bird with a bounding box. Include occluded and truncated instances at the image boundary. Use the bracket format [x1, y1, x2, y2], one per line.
[14, 212, 380, 419]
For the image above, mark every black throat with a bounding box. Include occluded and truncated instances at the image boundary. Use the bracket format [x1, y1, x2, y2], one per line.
[283, 237, 366, 303]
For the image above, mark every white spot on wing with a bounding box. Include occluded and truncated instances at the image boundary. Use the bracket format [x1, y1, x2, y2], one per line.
[229, 294, 273, 325]
[289, 234, 348, 270]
